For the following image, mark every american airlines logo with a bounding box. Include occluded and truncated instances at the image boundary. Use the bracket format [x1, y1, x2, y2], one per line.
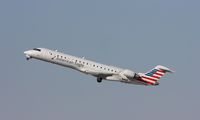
[56, 57, 84, 67]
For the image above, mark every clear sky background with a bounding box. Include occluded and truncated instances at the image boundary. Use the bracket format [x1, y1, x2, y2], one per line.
[0, 0, 200, 120]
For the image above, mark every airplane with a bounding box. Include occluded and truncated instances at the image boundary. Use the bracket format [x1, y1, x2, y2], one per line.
[24, 48, 173, 86]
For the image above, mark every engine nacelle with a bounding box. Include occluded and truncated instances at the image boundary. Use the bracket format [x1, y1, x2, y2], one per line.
[122, 69, 136, 79]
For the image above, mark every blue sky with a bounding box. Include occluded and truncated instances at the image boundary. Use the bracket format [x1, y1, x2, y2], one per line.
[0, 0, 200, 120]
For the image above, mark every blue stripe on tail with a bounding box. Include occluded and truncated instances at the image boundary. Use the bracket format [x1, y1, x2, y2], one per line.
[145, 69, 158, 76]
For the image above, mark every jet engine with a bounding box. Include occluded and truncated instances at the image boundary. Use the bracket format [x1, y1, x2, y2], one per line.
[121, 69, 141, 80]
[122, 70, 135, 78]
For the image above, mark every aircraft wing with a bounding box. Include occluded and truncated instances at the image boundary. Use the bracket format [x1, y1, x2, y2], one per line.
[80, 67, 137, 82]
[79, 68, 115, 78]
[97, 73, 116, 79]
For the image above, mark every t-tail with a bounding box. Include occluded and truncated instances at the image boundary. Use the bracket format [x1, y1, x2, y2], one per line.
[138, 65, 174, 86]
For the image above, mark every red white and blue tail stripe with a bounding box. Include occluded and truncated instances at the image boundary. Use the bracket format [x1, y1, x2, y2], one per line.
[138, 65, 173, 85]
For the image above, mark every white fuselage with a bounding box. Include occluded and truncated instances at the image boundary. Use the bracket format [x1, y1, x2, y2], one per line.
[24, 48, 151, 85]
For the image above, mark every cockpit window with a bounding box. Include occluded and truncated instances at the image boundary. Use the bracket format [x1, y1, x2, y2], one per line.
[33, 48, 41, 52]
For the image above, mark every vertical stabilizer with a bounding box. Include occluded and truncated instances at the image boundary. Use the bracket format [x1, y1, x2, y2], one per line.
[139, 65, 173, 85]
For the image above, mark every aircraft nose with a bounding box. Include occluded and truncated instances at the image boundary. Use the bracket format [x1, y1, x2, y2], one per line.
[24, 50, 33, 60]
[24, 50, 31, 55]
[24, 50, 35, 56]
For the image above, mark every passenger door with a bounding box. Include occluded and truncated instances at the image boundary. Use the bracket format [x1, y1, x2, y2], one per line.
[49, 51, 56, 60]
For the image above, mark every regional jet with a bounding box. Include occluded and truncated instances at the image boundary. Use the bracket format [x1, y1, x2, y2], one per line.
[24, 48, 173, 86]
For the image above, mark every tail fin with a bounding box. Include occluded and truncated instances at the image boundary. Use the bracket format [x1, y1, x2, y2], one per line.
[139, 65, 174, 85]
